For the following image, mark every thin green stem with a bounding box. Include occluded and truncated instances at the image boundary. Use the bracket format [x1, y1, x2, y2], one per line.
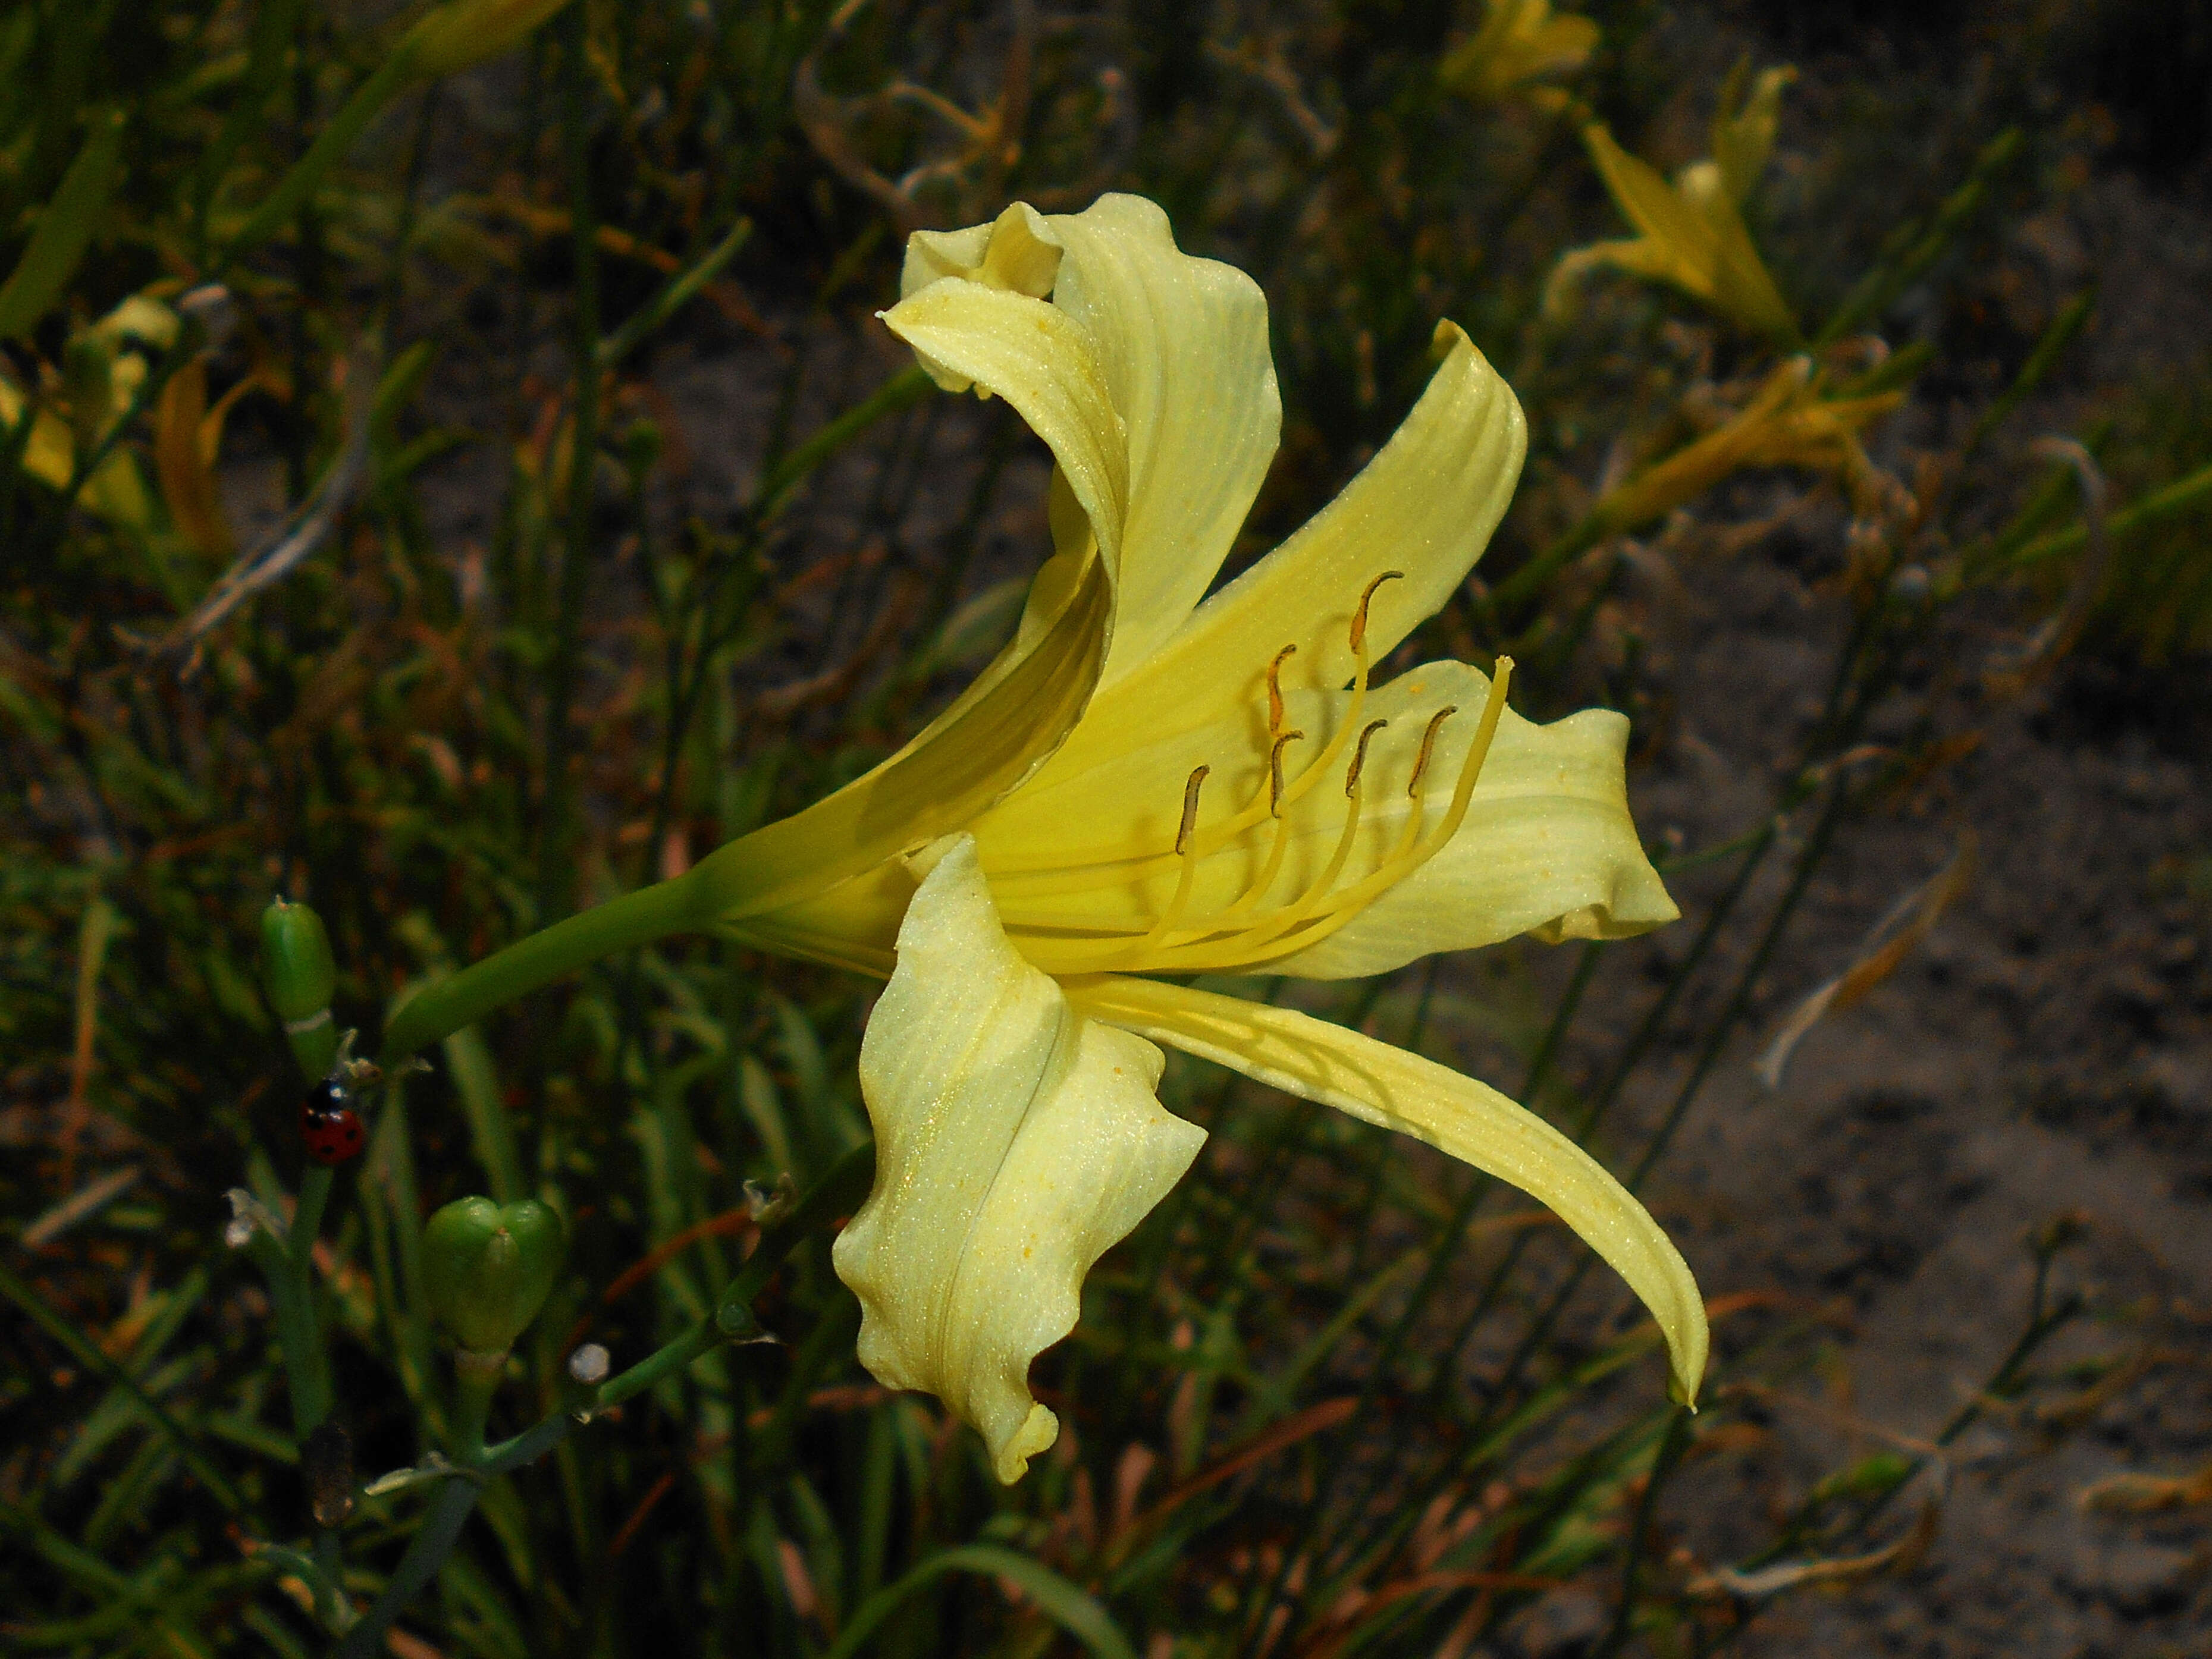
[335, 1476, 479, 1659]
[286, 1164, 335, 1435]
[1593, 1406, 1694, 1658]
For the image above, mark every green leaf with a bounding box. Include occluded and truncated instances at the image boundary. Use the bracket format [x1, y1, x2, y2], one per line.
[822, 1543, 1137, 1659]
[0, 108, 127, 341]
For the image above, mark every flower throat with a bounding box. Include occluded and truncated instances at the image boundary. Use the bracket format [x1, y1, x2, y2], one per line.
[990, 571, 1513, 975]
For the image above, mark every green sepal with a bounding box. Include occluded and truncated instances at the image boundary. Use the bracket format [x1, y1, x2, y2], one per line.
[422, 1198, 566, 1354]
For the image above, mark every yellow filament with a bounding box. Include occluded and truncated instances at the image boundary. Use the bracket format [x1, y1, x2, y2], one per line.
[1267, 730, 1303, 817]
[1113, 659, 1517, 974]
[989, 570, 1402, 883]
[1231, 726, 1389, 957]
[1213, 658, 1516, 969]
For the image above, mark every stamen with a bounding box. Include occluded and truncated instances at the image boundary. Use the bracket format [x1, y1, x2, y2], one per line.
[1266, 644, 1297, 736]
[1408, 706, 1459, 797]
[1345, 719, 1389, 798]
[1175, 765, 1210, 856]
[1351, 570, 1404, 655]
[1431, 658, 1513, 840]
[1135, 766, 1212, 950]
[1267, 731, 1304, 818]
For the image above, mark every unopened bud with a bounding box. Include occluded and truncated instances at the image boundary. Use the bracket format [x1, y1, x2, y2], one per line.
[261, 898, 338, 1078]
[423, 1197, 566, 1355]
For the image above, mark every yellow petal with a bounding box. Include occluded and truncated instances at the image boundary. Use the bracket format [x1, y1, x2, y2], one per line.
[834, 837, 1205, 1483]
[900, 203, 1063, 304]
[1259, 663, 1679, 976]
[698, 540, 1110, 922]
[702, 277, 1137, 923]
[1044, 196, 1281, 683]
[1020, 321, 1522, 798]
[1703, 199, 1797, 343]
[881, 279, 1128, 568]
[1070, 975, 1706, 1403]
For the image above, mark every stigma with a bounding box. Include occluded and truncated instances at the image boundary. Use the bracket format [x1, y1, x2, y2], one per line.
[993, 571, 1514, 976]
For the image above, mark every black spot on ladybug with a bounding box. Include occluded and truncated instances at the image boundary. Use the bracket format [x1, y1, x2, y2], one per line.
[300, 1077, 366, 1165]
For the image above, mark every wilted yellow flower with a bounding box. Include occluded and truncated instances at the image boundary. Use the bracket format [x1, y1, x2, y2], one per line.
[1592, 356, 1902, 533]
[690, 197, 1702, 1481]
[1548, 65, 1798, 342]
[0, 294, 176, 530]
[1439, 0, 1599, 108]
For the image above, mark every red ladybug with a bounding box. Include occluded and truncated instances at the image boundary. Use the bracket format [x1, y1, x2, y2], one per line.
[300, 1077, 366, 1165]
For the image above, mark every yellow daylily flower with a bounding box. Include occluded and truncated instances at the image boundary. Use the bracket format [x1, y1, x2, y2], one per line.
[388, 195, 1705, 1485]
[674, 196, 1703, 1481]
[1438, 0, 1599, 109]
[1592, 356, 1903, 535]
[1548, 65, 1798, 343]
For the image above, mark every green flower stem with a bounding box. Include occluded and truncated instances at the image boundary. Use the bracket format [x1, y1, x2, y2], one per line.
[378, 869, 707, 1067]
[334, 1476, 479, 1659]
[285, 1164, 335, 1434]
[450, 1350, 506, 1464]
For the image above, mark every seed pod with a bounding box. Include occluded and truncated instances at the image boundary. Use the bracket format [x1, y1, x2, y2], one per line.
[422, 1197, 566, 1355]
[261, 898, 338, 1077]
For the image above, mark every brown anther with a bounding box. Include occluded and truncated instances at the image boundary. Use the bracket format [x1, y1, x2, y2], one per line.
[1268, 731, 1305, 818]
[1351, 571, 1404, 655]
[1408, 706, 1458, 797]
[1345, 719, 1389, 798]
[1266, 644, 1298, 734]
[1175, 766, 1210, 856]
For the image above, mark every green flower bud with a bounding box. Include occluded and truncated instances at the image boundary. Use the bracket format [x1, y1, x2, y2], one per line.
[261, 898, 336, 1020]
[423, 1198, 566, 1355]
[261, 898, 339, 1078]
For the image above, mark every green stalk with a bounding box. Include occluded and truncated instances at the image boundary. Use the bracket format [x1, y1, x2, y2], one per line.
[286, 1164, 335, 1434]
[378, 867, 707, 1066]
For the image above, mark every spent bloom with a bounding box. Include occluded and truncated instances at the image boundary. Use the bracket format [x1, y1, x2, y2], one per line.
[1548, 65, 1799, 343]
[1592, 355, 1903, 535]
[671, 196, 1703, 1481]
[1438, 0, 1600, 109]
